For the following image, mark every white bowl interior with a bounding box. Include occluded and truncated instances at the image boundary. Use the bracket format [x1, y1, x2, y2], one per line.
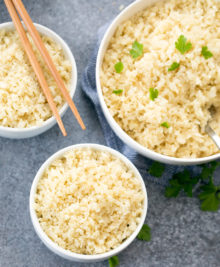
[30, 143, 148, 262]
[96, 0, 220, 165]
[0, 22, 77, 138]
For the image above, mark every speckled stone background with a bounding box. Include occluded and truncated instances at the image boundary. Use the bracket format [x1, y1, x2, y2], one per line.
[0, 1, 220, 266]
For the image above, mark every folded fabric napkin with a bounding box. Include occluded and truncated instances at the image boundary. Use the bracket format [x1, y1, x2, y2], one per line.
[81, 24, 205, 186]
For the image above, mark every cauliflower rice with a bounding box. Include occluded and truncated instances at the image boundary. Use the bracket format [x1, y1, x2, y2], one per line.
[34, 148, 144, 255]
[100, 0, 220, 158]
[0, 30, 71, 128]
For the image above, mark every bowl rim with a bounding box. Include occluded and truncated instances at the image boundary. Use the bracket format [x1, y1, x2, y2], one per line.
[29, 143, 148, 262]
[0, 21, 77, 135]
[96, 0, 220, 165]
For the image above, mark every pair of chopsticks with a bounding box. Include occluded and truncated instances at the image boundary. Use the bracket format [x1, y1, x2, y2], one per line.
[4, 0, 85, 136]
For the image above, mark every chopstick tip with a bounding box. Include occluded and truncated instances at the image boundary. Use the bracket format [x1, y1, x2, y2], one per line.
[62, 129, 67, 136]
[81, 123, 86, 131]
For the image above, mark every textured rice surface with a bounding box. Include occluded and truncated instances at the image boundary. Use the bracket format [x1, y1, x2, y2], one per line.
[101, 0, 220, 158]
[35, 148, 144, 255]
[0, 30, 71, 128]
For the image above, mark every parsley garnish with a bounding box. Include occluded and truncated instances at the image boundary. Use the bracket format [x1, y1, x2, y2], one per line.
[130, 41, 143, 59]
[137, 224, 151, 241]
[168, 62, 180, 72]
[165, 170, 198, 198]
[113, 89, 123, 95]
[175, 35, 192, 54]
[201, 46, 213, 60]
[114, 61, 124, 73]
[149, 161, 165, 178]
[199, 178, 220, 212]
[163, 161, 220, 212]
[149, 88, 159, 101]
[201, 161, 220, 180]
[109, 256, 119, 267]
[148, 157, 220, 212]
[161, 122, 170, 128]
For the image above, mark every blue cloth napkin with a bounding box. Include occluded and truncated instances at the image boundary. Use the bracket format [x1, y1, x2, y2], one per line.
[81, 24, 204, 186]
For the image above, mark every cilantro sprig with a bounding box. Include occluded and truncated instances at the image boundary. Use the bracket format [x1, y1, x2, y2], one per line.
[149, 161, 165, 178]
[113, 89, 123, 95]
[201, 46, 213, 60]
[175, 35, 192, 54]
[199, 178, 220, 212]
[114, 61, 124, 73]
[165, 170, 199, 198]
[168, 62, 180, 72]
[162, 162, 220, 212]
[201, 161, 220, 180]
[149, 88, 158, 101]
[109, 256, 119, 267]
[130, 41, 143, 59]
[137, 224, 151, 241]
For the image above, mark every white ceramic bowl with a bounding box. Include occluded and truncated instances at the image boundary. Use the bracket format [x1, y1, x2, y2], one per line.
[0, 22, 77, 139]
[30, 143, 148, 263]
[96, 0, 220, 166]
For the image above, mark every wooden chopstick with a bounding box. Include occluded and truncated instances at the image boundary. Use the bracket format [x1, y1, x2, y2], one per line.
[12, 0, 86, 130]
[4, 0, 67, 136]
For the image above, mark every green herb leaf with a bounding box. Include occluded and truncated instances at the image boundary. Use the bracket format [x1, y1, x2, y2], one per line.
[165, 183, 182, 198]
[165, 170, 199, 198]
[137, 224, 151, 241]
[199, 178, 220, 212]
[114, 61, 124, 73]
[109, 256, 119, 267]
[149, 88, 159, 101]
[130, 40, 143, 59]
[175, 35, 192, 54]
[161, 122, 170, 128]
[200, 161, 220, 180]
[149, 161, 165, 178]
[164, 160, 220, 212]
[168, 62, 180, 72]
[201, 167, 213, 180]
[113, 89, 123, 95]
[201, 46, 213, 60]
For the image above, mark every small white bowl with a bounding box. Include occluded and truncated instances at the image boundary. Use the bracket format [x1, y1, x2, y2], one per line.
[96, 0, 220, 165]
[30, 143, 148, 263]
[0, 22, 77, 139]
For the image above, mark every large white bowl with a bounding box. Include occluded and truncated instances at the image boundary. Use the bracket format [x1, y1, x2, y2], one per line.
[30, 143, 148, 262]
[0, 22, 77, 139]
[96, 0, 220, 165]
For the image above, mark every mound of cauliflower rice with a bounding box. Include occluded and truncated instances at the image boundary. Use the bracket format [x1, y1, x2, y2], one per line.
[0, 30, 71, 128]
[34, 148, 144, 255]
[100, 0, 220, 158]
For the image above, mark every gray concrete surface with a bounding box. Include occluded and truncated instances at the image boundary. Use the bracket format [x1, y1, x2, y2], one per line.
[0, 1, 220, 266]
